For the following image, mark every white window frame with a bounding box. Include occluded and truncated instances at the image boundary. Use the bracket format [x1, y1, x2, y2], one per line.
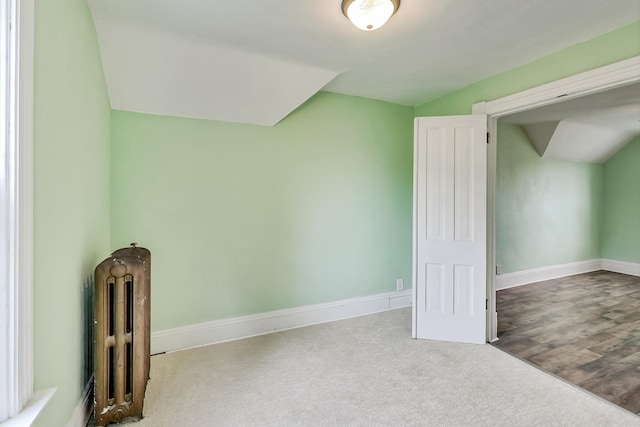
[1, 0, 54, 425]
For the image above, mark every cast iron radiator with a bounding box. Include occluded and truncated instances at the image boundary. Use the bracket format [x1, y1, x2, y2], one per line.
[94, 244, 151, 426]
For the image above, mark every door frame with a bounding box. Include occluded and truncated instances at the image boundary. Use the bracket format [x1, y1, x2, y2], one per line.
[472, 55, 640, 342]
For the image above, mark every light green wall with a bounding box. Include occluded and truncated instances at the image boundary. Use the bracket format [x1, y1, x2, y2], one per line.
[415, 21, 639, 274]
[111, 92, 414, 331]
[496, 125, 602, 273]
[27, 7, 639, 424]
[601, 137, 640, 263]
[32, 0, 111, 426]
[415, 21, 640, 116]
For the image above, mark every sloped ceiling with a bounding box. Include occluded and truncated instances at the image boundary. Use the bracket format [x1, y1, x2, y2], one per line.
[504, 83, 640, 163]
[87, 0, 640, 126]
[91, 18, 338, 126]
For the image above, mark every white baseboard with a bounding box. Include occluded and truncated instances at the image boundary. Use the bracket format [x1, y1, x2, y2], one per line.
[602, 259, 640, 276]
[495, 258, 640, 290]
[151, 289, 412, 354]
[66, 376, 92, 427]
[495, 259, 602, 290]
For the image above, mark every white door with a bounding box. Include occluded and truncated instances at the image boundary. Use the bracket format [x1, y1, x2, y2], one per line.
[412, 115, 487, 344]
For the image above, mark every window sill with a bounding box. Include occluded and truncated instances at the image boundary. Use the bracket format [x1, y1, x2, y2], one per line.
[1, 388, 56, 427]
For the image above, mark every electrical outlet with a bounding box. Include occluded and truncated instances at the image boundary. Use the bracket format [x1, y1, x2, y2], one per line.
[496, 265, 502, 275]
[396, 278, 404, 291]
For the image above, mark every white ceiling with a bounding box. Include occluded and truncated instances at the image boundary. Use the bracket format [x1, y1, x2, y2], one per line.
[502, 83, 640, 163]
[87, 0, 640, 126]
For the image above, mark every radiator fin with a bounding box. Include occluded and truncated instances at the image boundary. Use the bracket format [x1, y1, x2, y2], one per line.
[94, 245, 150, 426]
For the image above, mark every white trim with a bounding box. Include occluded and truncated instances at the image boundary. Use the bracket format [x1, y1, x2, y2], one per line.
[1, 388, 55, 427]
[16, 0, 34, 411]
[602, 259, 640, 277]
[494, 258, 640, 290]
[1, 0, 35, 422]
[151, 290, 412, 354]
[389, 289, 412, 309]
[473, 55, 640, 342]
[411, 118, 419, 339]
[65, 377, 92, 427]
[485, 109, 498, 343]
[474, 56, 640, 118]
[495, 259, 602, 290]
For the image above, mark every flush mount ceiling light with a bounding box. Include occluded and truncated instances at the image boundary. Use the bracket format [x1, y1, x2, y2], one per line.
[342, 0, 400, 31]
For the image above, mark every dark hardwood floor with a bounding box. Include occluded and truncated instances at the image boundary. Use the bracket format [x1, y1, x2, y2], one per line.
[492, 270, 640, 416]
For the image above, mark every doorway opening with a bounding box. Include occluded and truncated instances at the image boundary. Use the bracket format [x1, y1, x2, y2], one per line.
[472, 55, 640, 341]
[473, 56, 640, 415]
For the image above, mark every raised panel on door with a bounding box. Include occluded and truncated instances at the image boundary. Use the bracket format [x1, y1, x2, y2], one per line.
[412, 115, 487, 344]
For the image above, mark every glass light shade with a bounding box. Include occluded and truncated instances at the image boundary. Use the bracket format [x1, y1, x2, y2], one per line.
[343, 0, 399, 31]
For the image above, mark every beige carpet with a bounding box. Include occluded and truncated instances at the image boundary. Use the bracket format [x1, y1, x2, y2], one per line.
[133, 308, 639, 426]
